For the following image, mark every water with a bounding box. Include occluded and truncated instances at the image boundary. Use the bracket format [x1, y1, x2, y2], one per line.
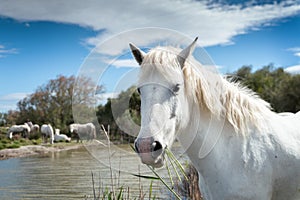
[0, 143, 188, 199]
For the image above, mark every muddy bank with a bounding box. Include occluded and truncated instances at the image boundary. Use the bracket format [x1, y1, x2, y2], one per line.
[0, 143, 85, 160]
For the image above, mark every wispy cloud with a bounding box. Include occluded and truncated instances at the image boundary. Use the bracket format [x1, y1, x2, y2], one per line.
[0, 93, 29, 112]
[0, 45, 18, 58]
[0, 104, 18, 112]
[96, 92, 119, 105]
[104, 58, 139, 68]
[0, 93, 29, 101]
[100, 92, 119, 99]
[287, 47, 300, 57]
[0, 0, 299, 56]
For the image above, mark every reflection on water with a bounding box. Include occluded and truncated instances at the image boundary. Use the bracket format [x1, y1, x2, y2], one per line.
[0, 144, 188, 199]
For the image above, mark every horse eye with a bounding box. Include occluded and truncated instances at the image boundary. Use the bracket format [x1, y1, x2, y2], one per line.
[137, 87, 141, 94]
[173, 84, 180, 93]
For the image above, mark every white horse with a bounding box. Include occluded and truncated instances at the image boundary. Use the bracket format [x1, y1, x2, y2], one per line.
[25, 122, 40, 133]
[32, 124, 40, 132]
[41, 124, 54, 144]
[130, 38, 300, 200]
[70, 123, 96, 142]
[54, 129, 71, 142]
[7, 123, 31, 139]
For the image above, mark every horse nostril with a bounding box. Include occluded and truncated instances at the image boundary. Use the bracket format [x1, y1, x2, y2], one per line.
[152, 141, 162, 152]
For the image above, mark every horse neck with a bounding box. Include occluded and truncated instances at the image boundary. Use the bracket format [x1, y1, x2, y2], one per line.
[177, 101, 239, 166]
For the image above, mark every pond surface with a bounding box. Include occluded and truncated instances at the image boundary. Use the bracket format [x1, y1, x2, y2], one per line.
[0, 143, 189, 199]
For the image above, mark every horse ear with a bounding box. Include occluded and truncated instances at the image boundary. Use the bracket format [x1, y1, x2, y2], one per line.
[178, 37, 198, 68]
[129, 43, 145, 65]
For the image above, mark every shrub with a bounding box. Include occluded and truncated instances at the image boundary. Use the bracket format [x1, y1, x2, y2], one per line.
[7, 143, 20, 149]
[29, 132, 41, 140]
[0, 143, 6, 150]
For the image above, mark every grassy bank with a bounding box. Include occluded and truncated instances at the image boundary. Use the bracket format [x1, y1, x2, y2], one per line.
[0, 126, 77, 150]
[0, 127, 42, 150]
[0, 137, 42, 150]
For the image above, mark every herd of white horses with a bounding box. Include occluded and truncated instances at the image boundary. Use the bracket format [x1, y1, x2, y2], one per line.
[6, 122, 96, 144]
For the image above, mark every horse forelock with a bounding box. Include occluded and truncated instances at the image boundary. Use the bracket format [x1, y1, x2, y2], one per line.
[138, 46, 183, 86]
[138, 46, 272, 135]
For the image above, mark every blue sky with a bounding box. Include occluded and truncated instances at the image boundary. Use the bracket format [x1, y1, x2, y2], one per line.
[0, 0, 300, 112]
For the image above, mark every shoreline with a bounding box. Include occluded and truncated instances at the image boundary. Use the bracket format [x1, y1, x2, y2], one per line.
[0, 143, 85, 160]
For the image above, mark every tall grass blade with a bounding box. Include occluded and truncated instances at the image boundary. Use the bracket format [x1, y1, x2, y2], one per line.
[101, 125, 116, 200]
[149, 181, 153, 200]
[131, 173, 160, 180]
[117, 186, 123, 200]
[165, 148, 188, 181]
[91, 171, 96, 200]
[147, 165, 182, 200]
[166, 153, 182, 182]
[165, 156, 174, 185]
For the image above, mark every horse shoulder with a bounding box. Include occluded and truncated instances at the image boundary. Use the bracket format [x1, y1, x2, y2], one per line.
[273, 113, 300, 147]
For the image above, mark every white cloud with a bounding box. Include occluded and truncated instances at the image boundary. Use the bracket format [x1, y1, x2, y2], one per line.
[0, 93, 29, 112]
[96, 92, 119, 105]
[0, 45, 18, 57]
[100, 92, 119, 99]
[0, 93, 29, 101]
[0, 0, 300, 56]
[287, 47, 300, 57]
[285, 65, 300, 74]
[288, 47, 300, 51]
[0, 104, 18, 112]
[104, 58, 139, 68]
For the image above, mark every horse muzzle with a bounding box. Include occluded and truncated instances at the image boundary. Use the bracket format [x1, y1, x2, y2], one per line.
[134, 137, 165, 168]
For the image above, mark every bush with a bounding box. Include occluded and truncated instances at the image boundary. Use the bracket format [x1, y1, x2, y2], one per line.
[1, 138, 9, 144]
[32, 139, 40, 145]
[29, 132, 41, 140]
[0, 143, 6, 150]
[19, 138, 26, 143]
[7, 143, 20, 149]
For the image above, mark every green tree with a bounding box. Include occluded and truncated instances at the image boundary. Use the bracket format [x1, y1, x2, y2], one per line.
[276, 74, 300, 112]
[234, 65, 252, 81]
[96, 86, 140, 142]
[232, 65, 299, 113]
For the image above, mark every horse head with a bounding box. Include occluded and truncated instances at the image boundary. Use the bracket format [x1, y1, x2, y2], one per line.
[130, 38, 198, 167]
[69, 124, 77, 134]
[55, 129, 60, 135]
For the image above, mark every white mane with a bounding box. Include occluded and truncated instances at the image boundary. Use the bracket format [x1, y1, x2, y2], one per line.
[139, 46, 272, 135]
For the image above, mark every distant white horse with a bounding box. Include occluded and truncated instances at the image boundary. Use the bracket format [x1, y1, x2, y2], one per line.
[7, 123, 31, 139]
[130, 39, 300, 200]
[25, 122, 40, 133]
[41, 124, 54, 144]
[54, 129, 71, 142]
[32, 124, 40, 132]
[70, 123, 96, 142]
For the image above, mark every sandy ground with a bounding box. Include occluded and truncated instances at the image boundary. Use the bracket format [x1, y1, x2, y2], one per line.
[0, 143, 84, 160]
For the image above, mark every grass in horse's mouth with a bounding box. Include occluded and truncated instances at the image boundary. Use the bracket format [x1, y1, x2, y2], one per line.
[132, 145, 188, 200]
